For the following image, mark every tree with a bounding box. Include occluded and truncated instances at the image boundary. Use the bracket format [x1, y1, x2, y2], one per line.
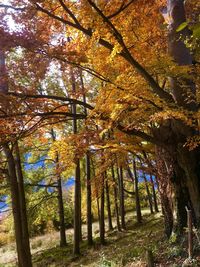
[1, 0, 200, 239]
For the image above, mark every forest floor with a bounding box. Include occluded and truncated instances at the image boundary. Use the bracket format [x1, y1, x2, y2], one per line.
[0, 209, 200, 267]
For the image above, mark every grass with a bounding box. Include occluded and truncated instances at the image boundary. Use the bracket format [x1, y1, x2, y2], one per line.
[1, 209, 199, 266]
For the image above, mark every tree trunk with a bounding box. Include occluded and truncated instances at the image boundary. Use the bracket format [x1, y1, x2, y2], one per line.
[166, 0, 200, 226]
[133, 159, 142, 223]
[155, 146, 190, 236]
[105, 178, 113, 231]
[111, 166, 121, 231]
[100, 175, 105, 245]
[14, 143, 32, 266]
[71, 68, 81, 254]
[73, 159, 81, 254]
[143, 172, 154, 214]
[117, 167, 126, 229]
[80, 70, 93, 246]
[51, 129, 67, 247]
[57, 175, 67, 247]
[1, 49, 32, 267]
[150, 175, 159, 213]
[86, 152, 93, 246]
[4, 144, 32, 267]
[155, 0, 200, 235]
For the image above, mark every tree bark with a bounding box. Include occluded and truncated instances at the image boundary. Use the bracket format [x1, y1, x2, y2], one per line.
[133, 159, 142, 223]
[105, 177, 113, 231]
[51, 129, 67, 247]
[150, 175, 159, 213]
[86, 152, 93, 246]
[100, 175, 105, 245]
[1, 48, 32, 267]
[14, 142, 32, 266]
[154, 0, 200, 235]
[71, 68, 81, 254]
[117, 166, 126, 229]
[111, 166, 121, 231]
[143, 172, 154, 214]
[4, 144, 32, 267]
[57, 175, 67, 247]
[80, 76, 93, 245]
[73, 159, 81, 254]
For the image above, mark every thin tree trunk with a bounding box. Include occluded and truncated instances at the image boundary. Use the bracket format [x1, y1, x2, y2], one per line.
[73, 160, 81, 254]
[105, 178, 113, 231]
[91, 157, 101, 232]
[79, 70, 93, 245]
[14, 142, 32, 266]
[86, 152, 93, 246]
[117, 166, 126, 229]
[150, 175, 159, 212]
[143, 172, 154, 214]
[79, 177, 82, 242]
[57, 175, 67, 247]
[71, 68, 81, 254]
[97, 196, 101, 231]
[133, 159, 142, 223]
[100, 175, 105, 245]
[51, 129, 67, 247]
[111, 166, 121, 231]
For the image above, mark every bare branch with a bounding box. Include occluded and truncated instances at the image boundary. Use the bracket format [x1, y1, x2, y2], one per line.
[0, 4, 25, 11]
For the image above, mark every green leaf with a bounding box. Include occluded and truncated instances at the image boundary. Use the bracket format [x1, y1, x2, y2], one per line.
[193, 23, 200, 38]
[176, 22, 188, 32]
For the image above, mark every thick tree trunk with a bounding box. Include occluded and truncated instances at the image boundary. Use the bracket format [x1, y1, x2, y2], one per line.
[156, 0, 200, 235]
[14, 143, 32, 266]
[4, 144, 32, 267]
[155, 146, 192, 236]
[176, 147, 200, 226]
[133, 160, 142, 223]
[161, 0, 196, 110]
[111, 166, 121, 231]
[1, 49, 32, 267]
[105, 178, 113, 231]
[166, 0, 200, 225]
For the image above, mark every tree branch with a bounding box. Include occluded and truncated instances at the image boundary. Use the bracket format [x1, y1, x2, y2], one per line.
[87, 0, 174, 103]
[0, 111, 86, 119]
[35, 2, 173, 103]
[58, 0, 81, 26]
[123, 187, 135, 196]
[26, 183, 58, 188]
[117, 124, 160, 145]
[0, 5, 25, 11]
[8, 92, 94, 110]
[108, 0, 135, 19]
